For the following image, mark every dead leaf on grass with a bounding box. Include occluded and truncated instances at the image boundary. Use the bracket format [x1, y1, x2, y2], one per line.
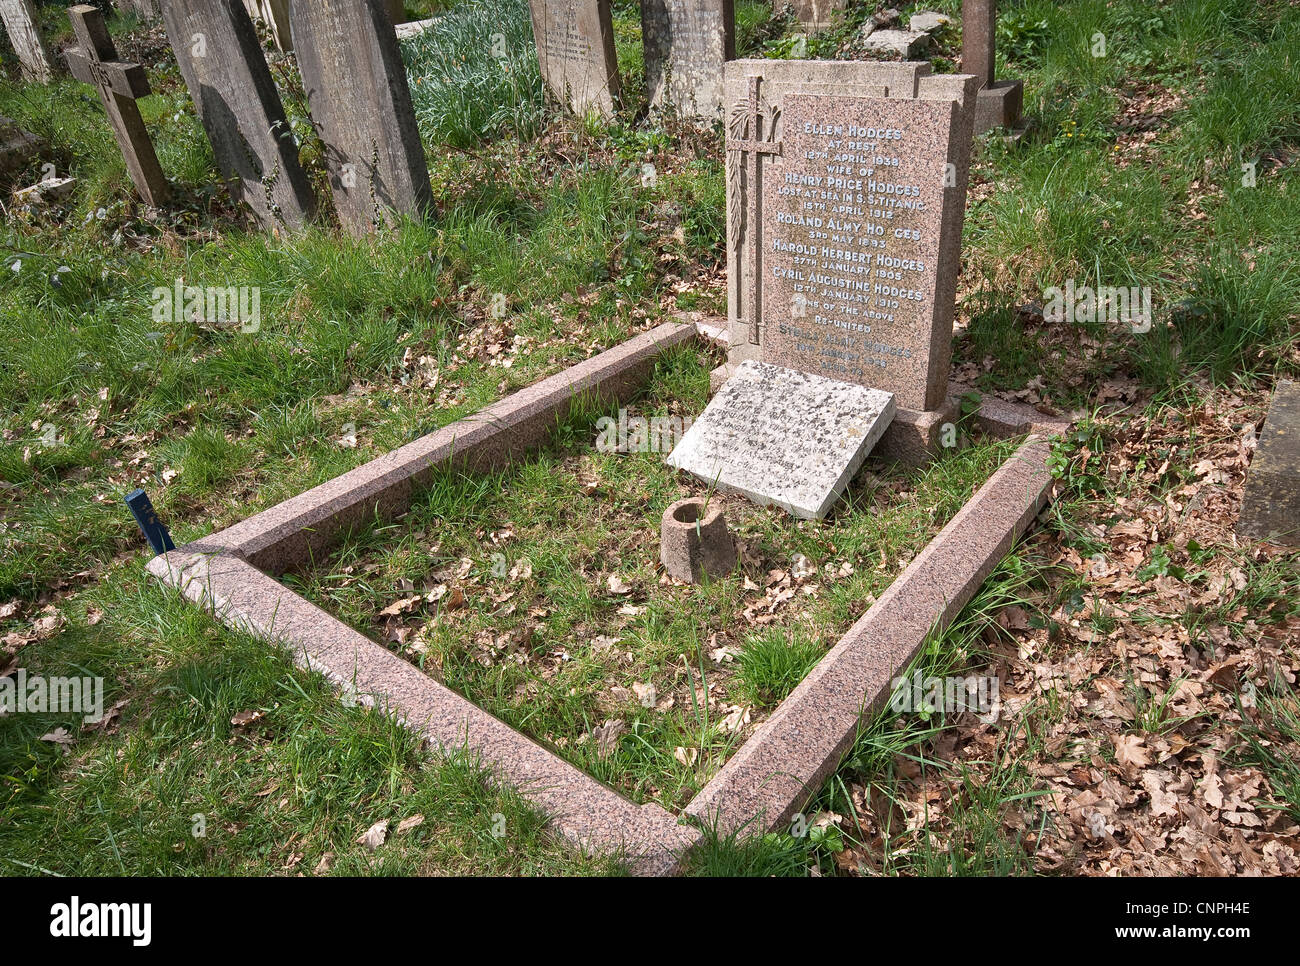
[357, 820, 388, 851]
[396, 814, 425, 835]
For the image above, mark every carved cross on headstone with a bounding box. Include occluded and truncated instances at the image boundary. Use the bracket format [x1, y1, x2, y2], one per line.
[726, 75, 781, 346]
[64, 4, 168, 206]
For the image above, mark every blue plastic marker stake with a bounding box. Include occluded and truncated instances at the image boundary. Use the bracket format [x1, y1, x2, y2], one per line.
[124, 488, 176, 556]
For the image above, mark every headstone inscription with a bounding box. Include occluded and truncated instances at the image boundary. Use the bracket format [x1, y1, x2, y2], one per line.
[528, 0, 620, 119]
[1237, 380, 1300, 546]
[961, 0, 1023, 134]
[666, 360, 895, 520]
[1, 0, 54, 83]
[163, 0, 316, 231]
[670, 62, 978, 513]
[723, 60, 977, 414]
[64, 4, 168, 207]
[290, 0, 433, 235]
[641, 0, 734, 123]
[758, 91, 971, 412]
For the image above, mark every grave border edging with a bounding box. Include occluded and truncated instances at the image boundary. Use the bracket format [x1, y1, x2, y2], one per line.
[143, 322, 1067, 875]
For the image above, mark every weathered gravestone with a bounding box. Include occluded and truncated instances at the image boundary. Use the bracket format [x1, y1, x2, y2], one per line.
[117, 0, 159, 18]
[1237, 380, 1300, 546]
[163, 0, 316, 231]
[65, 4, 168, 206]
[666, 359, 895, 519]
[723, 60, 977, 415]
[529, 0, 620, 119]
[243, 0, 404, 52]
[962, 0, 1023, 134]
[395, 18, 438, 41]
[241, 0, 292, 51]
[781, 0, 844, 34]
[0, 114, 39, 174]
[641, 0, 734, 124]
[291, 0, 433, 235]
[1, 0, 54, 83]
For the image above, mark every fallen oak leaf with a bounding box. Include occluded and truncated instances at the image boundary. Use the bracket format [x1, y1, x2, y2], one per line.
[1113, 733, 1151, 773]
[395, 814, 425, 835]
[590, 719, 625, 759]
[379, 595, 421, 617]
[632, 682, 657, 708]
[357, 819, 388, 851]
[40, 727, 74, 746]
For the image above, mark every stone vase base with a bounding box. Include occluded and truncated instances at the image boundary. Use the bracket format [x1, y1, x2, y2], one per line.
[660, 498, 736, 583]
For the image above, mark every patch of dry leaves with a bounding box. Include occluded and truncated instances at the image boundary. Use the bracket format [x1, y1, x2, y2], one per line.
[836, 385, 1298, 876]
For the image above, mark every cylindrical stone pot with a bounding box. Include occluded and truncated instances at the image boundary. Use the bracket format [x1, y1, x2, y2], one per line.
[660, 498, 736, 583]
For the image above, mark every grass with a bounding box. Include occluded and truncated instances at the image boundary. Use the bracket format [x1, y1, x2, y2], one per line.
[2, 0, 1298, 876]
[404, 0, 547, 148]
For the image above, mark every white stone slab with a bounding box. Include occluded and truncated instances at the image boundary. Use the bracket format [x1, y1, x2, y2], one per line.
[666, 360, 895, 520]
[395, 17, 437, 40]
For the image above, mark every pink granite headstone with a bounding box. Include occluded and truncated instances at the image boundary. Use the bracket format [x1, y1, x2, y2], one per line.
[721, 59, 977, 418]
[758, 92, 972, 411]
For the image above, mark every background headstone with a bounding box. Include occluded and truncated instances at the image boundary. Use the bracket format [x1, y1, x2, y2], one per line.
[395, 17, 438, 41]
[241, 0, 292, 51]
[961, 0, 1023, 133]
[723, 61, 976, 408]
[163, 0, 316, 231]
[641, 0, 734, 123]
[0, 0, 54, 83]
[291, 0, 433, 235]
[781, 0, 845, 33]
[1237, 380, 1300, 546]
[528, 0, 620, 119]
[860, 28, 929, 58]
[65, 4, 168, 206]
[117, 0, 160, 17]
[0, 113, 39, 174]
[667, 360, 895, 519]
[758, 90, 973, 412]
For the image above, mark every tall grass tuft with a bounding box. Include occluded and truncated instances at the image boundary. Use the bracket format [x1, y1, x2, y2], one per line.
[403, 0, 548, 148]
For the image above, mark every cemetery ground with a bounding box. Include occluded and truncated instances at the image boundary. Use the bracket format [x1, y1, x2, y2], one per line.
[0, 0, 1297, 877]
